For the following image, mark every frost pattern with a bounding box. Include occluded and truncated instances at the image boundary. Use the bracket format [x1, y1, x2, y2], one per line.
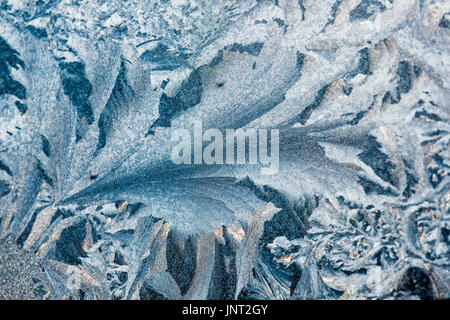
[0, 0, 449, 299]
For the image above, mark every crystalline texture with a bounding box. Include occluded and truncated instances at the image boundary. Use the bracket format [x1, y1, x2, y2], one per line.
[0, 0, 449, 300]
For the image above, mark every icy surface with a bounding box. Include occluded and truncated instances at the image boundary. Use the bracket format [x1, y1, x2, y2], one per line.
[0, 0, 449, 299]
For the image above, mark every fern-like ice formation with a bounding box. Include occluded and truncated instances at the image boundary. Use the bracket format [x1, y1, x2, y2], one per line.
[0, 0, 448, 299]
